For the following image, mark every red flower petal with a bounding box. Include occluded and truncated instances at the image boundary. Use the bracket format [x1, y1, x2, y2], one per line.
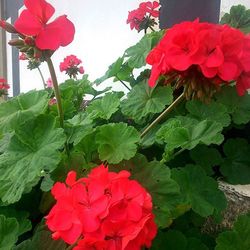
[24, 0, 55, 24]
[35, 15, 75, 50]
[14, 9, 42, 36]
[59, 223, 82, 244]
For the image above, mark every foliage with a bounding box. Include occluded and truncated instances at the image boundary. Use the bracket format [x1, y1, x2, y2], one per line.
[221, 5, 250, 33]
[0, 3, 250, 249]
[215, 214, 250, 250]
[121, 81, 173, 124]
[95, 123, 140, 164]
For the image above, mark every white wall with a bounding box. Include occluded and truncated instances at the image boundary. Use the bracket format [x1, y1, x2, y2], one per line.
[10, 0, 250, 95]
[18, 0, 144, 94]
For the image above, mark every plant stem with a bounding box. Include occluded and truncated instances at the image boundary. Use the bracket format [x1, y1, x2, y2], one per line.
[116, 75, 131, 91]
[46, 57, 64, 128]
[149, 26, 155, 32]
[141, 93, 185, 138]
[37, 66, 46, 89]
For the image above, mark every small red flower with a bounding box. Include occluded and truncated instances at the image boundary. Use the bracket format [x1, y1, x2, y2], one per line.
[127, 9, 146, 31]
[19, 52, 28, 60]
[139, 1, 160, 18]
[0, 78, 10, 90]
[60, 55, 85, 78]
[46, 165, 157, 250]
[46, 78, 53, 88]
[127, 1, 160, 32]
[14, 0, 75, 51]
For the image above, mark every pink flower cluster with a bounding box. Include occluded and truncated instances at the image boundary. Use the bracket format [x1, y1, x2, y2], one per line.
[127, 1, 159, 31]
[46, 165, 157, 250]
[60, 55, 85, 79]
[147, 20, 250, 96]
[0, 78, 10, 97]
[0, 78, 10, 91]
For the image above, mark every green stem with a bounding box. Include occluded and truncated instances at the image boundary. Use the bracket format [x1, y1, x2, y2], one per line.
[37, 66, 46, 89]
[141, 93, 185, 138]
[46, 57, 64, 128]
[116, 75, 131, 91]
[172, 148, 185, 159]
[149, 26, 155, 32]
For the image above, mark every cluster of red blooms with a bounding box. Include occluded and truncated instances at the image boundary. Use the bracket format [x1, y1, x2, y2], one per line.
[127, 1, 159, 32]
[0, 78, 10, 96]
[46, 165, 157, 250]
[60, 55, 85, 79]
[147, 20, 250, 100]
[0, 0, 75, 59]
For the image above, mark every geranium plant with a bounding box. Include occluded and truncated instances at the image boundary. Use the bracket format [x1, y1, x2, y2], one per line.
[0, 1, 250, 249]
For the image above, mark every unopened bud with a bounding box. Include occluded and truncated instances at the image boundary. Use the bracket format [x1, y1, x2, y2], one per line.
[0, 20, 17, 34]
[24, 36, 35, 46]
[8, 38, 24, 47]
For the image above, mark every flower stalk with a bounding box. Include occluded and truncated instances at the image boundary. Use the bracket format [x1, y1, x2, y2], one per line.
[46, 57, 64, 128]
[141, 92, 185, 137]
[37, 66, 46, 89]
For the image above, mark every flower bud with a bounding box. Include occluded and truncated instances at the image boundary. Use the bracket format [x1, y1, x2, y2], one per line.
[8, 38, 24, 47]
[24, 36, 35, 46]
[0, 20, 17, 34]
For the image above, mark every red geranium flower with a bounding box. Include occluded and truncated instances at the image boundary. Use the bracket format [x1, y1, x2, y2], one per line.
[14, 0, 75, 51]
[127, 1, 160, 32]
[60, 55, 85, 78]
[0, 78, 10, 90]
[19, 52, 28, 60]
[46, 165, 157, 250]
[139, 1, 160, 18]
[126, 9, 146, 31]
[146, 20, 250, 99]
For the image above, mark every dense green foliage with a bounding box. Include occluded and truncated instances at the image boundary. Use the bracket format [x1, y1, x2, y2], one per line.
[1, 5, 250, 250]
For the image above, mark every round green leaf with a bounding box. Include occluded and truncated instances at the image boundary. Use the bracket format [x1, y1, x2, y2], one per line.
[96, 123, 140, 164]
[121, 82, 173, 124]
[0, 90, 48, 133]
[0, 215, 19, 250]
[0, 115, 66, 204]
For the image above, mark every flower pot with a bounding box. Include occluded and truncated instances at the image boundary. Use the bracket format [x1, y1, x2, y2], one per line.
[159, 0, 221, 28]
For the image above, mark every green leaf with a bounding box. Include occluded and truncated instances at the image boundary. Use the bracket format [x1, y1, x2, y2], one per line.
[121, 82, 173, 124]
[75, 131, 98, 163]
[190, 145, 223, 176]
[66, 112, 94, 146]
[216, 214, 250, 250]
[86, 92, 122, 120]
[220, 138, 250, 184]
[14, 226, 67, 250]
[96, 123, 140, 164]
[95, 57, 124, 84]
[186, 100, 231, 127]
[0, 90, 48, 133]
[152, 230, 209, 250]
[221, 5, 250, 33]
[0, 115, 66, 204]
[134, 161, 181, 228]
[0, 208, 31, 236]
[0, 215, 19, 250]
[215, 86, 250, 125]
[113, 63, 134, 83]
[172, 165, 227, 217]
[125, 31, 164, 68]
[156, 117, 224, 152]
